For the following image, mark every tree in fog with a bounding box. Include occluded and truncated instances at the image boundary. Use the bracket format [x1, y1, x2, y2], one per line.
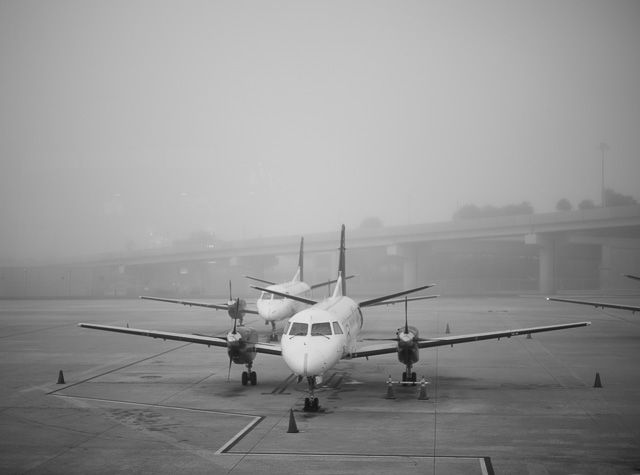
[453, 201, 534, 220]
[604, 188, 638, 207]
[556, 198, 572, 211]
[578, 199, 597, 210]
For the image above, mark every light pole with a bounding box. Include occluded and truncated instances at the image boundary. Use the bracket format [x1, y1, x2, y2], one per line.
[598, 143, 609, 207]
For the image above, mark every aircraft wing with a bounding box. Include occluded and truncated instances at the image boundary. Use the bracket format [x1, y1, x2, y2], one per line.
[249, 285, 319, 306]
[77, 323, 281, 355]
[547, 297, 639, 313]
[349, 321, 590, 358]
[139, 296, 259, 314]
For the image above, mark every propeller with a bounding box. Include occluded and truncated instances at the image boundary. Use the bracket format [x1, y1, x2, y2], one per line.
[226, 293, 241, 382]
[363, 297, 430, 343]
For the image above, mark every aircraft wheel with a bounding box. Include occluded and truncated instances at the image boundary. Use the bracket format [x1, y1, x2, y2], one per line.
[241, 371, 248, 386]
[250, 371, 257, 386]
[312, 398, 319, 411]
[304, 398, 311, 411]
[401, 373, 407, 382]
[411, 372, 417, 382]
[271, 334, 279, 342]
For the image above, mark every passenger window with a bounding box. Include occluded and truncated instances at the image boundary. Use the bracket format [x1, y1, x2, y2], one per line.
[311, 322, 332, 336]
[289, 322, 308, 336]
[332, 322, 343, 335]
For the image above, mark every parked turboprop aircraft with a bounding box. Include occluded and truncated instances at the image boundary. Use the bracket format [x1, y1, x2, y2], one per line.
[140, 237, 343, 341]
[547, 274, 640, 314]
[79, 225, 591, 412]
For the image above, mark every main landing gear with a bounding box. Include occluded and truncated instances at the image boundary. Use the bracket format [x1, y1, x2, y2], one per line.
[241, 362, 257, 386]
[302, 376, 320, 412]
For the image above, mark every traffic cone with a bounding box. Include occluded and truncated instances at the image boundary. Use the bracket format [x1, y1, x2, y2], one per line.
[593, 373, 603, 388]
[57, 370, 66, 384]
[385, 375, 395, 399]
[445, 324, 450, 334]
[287, 409, 299, 433]
[418, 377, 429, 400]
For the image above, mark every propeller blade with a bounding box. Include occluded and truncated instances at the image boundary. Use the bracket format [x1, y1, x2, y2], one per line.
[226, 356, 233, 382]
[404, 297, 409, 334]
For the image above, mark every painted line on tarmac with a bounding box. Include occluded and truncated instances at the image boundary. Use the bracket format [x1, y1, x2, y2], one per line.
[46, 342, 193, 395]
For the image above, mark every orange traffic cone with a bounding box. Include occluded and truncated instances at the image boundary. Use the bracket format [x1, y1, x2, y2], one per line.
[57, 370, 66, 384]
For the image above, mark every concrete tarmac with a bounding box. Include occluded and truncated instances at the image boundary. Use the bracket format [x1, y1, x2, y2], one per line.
[1, 296, 639, 474]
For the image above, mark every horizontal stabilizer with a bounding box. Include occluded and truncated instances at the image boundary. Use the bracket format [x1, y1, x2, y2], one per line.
[244, 275, 276, 286]
[309, 275, 356, 290]
[359, 284, 435, 308]
[249, 285, 318, 306]
[365, 294, 439, 307]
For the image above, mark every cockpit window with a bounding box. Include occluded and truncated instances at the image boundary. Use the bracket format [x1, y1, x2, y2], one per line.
[311, 322, 332, 336]
[259, 292, 272, 301]
[283, 321, 292, 335]
[332, 322, 343, 335]
[288, 322, 308, 336]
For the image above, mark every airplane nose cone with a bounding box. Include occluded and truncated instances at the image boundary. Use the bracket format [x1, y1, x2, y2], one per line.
[282, 338, 340, 377]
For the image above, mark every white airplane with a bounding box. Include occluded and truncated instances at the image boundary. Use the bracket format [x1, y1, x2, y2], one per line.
[79, 225, 591, 412]
[140, 237, 344, 341]
[547, 274, 640, 314]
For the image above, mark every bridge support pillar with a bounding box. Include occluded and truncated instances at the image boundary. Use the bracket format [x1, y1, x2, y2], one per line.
[526, 233, 556, 295]
[387, 243, 417, 289]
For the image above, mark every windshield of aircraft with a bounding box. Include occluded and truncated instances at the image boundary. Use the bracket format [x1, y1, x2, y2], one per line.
[260, 291, 285, 300]
[287, 322, 309, 336]
[286, 321, 334, 336]
[311, 322, 332, 336]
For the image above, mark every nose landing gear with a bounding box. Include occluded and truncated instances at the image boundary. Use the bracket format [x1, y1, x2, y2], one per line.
[303, 376, 320, 412]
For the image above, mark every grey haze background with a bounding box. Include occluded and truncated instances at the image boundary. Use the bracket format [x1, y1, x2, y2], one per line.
[1, 1, 639, 263]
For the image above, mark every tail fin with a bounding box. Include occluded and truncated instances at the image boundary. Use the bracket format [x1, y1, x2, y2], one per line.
[298, 237, 304, 283]
[290, 237, 304, 283]
[338, 225, 346, 297]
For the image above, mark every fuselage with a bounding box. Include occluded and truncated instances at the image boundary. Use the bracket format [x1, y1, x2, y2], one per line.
[256, 281, 312, 323]
[280, 295, 363, 378]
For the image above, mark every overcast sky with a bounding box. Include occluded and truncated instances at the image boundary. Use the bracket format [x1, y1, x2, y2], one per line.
[1, 1, 639, 262]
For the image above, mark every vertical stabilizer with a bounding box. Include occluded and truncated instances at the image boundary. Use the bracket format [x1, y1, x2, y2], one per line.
[298, 237, 304, 283]
[339, 225, 346, 297]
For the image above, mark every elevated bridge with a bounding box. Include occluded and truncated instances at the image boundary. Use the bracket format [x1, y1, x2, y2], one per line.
[3, 206, 640, 298]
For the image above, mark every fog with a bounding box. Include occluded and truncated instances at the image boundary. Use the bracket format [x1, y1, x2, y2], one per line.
[1, 1, 639, 263]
